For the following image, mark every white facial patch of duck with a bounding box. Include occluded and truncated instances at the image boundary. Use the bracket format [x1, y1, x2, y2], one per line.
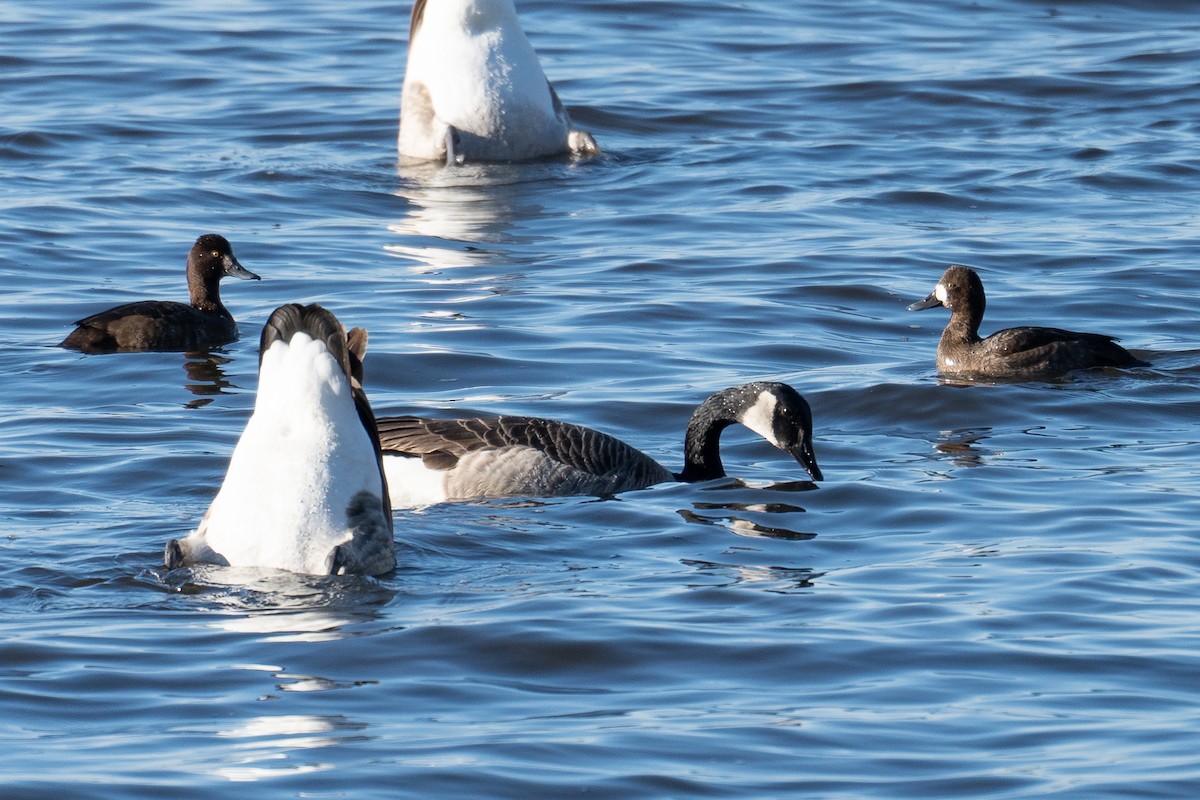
[738, 391, 782, 448]
[399, 0, 572, 161]
[934, 281, 950, 307]
[191, 333, 386, 575]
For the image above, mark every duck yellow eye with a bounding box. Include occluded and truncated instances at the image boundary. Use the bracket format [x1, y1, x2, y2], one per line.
[211, 250, 220, 258]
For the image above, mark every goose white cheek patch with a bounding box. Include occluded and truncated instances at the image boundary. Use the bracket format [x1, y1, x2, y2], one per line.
[740, 392, 780, 447]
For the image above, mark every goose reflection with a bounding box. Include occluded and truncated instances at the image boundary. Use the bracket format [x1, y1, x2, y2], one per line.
[677, 473, 819, 540]
[678, 506, 816, 541]
[693, 500, 808, 514]
[162, 566, 394, 643]
[388, 163, 548, 264]
[682, 558, 823, 593]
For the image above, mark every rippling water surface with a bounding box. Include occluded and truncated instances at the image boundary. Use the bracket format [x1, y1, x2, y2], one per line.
[3, 0, 1199, 797]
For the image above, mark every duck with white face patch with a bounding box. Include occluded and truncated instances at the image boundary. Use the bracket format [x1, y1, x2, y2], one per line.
[908, 264, 1147, 379]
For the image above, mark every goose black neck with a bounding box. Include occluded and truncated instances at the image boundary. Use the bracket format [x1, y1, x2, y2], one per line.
[676, 389, 743, 482]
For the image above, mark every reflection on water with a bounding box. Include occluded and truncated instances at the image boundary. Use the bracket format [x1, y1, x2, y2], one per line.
[274, 673, 379, 693]
[182, 350, 236, 408]
[694, 501, 808, 514]
[215, 610, 357, 643]
[678, 507, 816, 541]
[386, 163, 549, 273]
[759, 479, 822, 494]
[932, 428, 991, 469]
[682, 558, 823, 593]
[212, 712, 369, 783]
[682, 483, 818, 540]
[164, 565, 395, 643]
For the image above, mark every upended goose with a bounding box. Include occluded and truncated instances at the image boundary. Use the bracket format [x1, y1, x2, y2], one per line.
[908, 264, 1145, 379]
[165, 304, 395, 576]
[398, 0, 600, 163]
[377, 382, 823, 507]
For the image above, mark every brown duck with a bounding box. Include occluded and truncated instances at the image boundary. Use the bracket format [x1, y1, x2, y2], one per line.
[908, 264, 1145, 378]
[60, 233, 259, 353]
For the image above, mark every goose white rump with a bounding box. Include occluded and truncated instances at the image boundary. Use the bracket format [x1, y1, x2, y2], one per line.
[165, 304, 394, 576]
[398, 0, 599, 163]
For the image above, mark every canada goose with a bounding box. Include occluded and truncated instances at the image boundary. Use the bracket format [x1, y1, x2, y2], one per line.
[377, 382, 822, 506]
[398, 0, 600, 163]
[165, 304, 394, 576]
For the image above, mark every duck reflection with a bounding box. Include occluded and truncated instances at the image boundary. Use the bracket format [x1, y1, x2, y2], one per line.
[930, 427, 991, 468]
[182, 349, 235, 408]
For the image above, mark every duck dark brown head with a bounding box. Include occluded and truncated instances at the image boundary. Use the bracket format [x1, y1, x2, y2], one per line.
[908, 265, 984, 319]
[188, 233, 260, 312]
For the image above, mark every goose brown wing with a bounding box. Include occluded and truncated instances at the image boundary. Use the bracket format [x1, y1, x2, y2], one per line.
[376, 414, 671, 485]
[410, 0, 427, 38]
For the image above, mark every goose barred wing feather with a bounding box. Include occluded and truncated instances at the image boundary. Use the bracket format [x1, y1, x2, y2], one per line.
[376, 415, 674, 493]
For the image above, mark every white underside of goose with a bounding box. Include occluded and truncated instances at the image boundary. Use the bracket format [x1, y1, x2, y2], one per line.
[398, 0, 597, 162]
[185, 332, 388, 574]
[384, 454, 451, 507]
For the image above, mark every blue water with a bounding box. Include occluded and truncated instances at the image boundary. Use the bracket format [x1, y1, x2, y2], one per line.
[3, 0, 1200, 796]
